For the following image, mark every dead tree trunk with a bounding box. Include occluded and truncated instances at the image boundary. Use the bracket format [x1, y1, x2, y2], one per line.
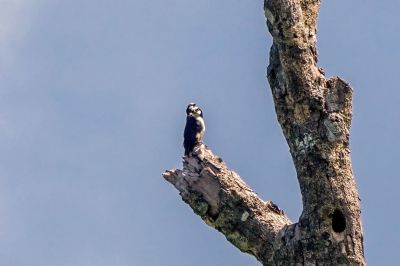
[163, 1, 365, 265]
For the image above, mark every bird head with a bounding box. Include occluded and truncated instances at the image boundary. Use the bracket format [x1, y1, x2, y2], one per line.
[186, 102, 196, 115]
[189, 105, 203, 118]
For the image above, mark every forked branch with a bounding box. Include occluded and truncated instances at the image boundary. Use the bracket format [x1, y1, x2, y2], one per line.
[163, 0, 365, 264]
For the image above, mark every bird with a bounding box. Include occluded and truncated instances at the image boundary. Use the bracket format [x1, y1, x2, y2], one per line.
[183, 103, 205, 156]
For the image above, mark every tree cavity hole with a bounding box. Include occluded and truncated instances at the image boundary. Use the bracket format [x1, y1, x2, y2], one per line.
[332, 209, 346, 233]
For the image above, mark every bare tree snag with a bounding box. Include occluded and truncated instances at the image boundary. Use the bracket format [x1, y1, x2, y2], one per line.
[163, 1, 365, 265]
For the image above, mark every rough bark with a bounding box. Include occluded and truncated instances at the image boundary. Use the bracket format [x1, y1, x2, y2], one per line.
[163, 1, 365, 265]
[163, 146, 291, 264]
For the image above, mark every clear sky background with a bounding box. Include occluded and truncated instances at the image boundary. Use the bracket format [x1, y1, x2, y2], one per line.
[0, 0, 399, 265]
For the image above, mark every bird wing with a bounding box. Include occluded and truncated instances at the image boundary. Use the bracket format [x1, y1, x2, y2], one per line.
[183, 115, 201, 154]
[184, 116, 198, 143]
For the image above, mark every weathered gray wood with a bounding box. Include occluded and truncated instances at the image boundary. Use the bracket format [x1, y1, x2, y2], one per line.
[163, 1, 365, 265]
[163, 146, 291, 264]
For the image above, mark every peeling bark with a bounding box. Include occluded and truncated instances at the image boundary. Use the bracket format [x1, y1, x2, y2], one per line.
[163, 1, 365, 265]
[163, 146, 291, 264]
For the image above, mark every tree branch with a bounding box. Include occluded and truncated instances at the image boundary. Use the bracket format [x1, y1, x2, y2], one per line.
[163, 0, 365, 265]
[265, 0, 365, 264]
[163, 145, 291, 264]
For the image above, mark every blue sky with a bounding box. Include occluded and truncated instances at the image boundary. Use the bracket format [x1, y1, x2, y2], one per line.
[0, 0, 399, 265]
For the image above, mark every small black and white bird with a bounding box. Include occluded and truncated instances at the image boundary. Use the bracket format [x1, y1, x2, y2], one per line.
[183, 103, 205, 156]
